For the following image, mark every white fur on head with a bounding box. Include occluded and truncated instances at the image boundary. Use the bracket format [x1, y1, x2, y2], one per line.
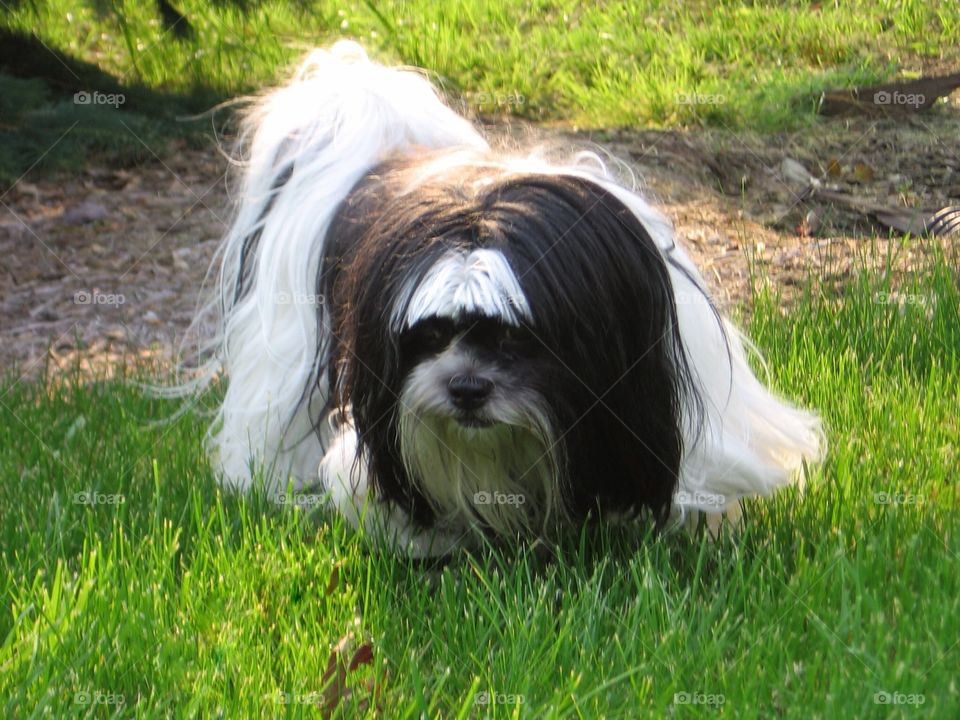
[394, 249, 533, 331]
[207, 41, 488, 492]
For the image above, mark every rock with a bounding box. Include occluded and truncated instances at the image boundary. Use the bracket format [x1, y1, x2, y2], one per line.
[62, 202, 109, 224]
[780, 158, 813, 186]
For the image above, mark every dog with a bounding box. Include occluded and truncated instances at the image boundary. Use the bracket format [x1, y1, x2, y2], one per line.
[190, 41, 824, 556]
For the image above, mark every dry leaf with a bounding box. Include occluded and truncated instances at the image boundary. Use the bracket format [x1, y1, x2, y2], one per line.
[321, 635, 353, 717]
[319, 635, 378, 718]
[324, 564, 341, 596]
[348, 643, 374, 672]
[853, 162, 875, 183]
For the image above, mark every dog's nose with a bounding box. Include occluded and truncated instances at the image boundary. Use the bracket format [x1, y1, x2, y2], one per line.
[448, 374, 494, 410]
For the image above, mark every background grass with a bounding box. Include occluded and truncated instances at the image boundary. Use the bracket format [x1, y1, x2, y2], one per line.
[2, 0, 960, 181]
[7, 0, 960, 126]
[2, 244, 958, 718]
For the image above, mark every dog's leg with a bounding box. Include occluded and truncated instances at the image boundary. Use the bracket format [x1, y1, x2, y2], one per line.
[319, 420, 468, 558]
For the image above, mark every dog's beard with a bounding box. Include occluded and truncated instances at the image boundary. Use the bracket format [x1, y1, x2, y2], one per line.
[397, 392, 564, 537]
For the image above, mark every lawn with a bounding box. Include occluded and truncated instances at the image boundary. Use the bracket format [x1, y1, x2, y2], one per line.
[2, 245, 957, 718]
[2, 1, 960, 718]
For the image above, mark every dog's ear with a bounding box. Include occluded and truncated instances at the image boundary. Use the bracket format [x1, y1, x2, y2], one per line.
[479, 174, 698, 524]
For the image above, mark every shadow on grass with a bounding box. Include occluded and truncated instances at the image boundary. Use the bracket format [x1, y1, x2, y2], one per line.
[0, 28, 231, 185]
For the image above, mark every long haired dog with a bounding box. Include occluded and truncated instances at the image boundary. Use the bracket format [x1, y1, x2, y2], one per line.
[194, 41, 824, 556]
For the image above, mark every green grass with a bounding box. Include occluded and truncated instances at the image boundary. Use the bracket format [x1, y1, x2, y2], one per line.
[2, 0, 960, 182]
[2, 242, 958, 718]
[8, 0, 959, 128]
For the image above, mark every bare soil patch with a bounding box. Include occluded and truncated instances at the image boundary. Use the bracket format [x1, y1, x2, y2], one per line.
[2, 112, 957, 378]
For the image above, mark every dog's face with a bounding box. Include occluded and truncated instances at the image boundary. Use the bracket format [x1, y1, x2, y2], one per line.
[394, 311, 566, 536]
[399, 314, 539, 429]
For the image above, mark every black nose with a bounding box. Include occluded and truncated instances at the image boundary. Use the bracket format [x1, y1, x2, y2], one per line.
[448, 374, 494, 410]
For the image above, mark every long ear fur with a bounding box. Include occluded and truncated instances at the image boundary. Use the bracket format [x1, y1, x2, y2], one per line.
[595, 182, 825, 515]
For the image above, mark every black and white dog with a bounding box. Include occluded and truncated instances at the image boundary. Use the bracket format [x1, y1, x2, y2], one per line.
[194, 42, 823, 556]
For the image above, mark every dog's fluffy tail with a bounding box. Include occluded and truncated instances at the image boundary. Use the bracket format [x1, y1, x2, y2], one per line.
[206, 41, 487, 491]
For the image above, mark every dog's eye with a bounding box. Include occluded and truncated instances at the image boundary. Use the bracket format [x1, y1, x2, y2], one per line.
[422, 326, 446, 345]
[410, 319, 455, 351]
[499, 323, 526, 347]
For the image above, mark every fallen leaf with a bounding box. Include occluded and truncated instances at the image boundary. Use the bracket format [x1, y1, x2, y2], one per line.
[321, 635, 352, 717]
[853, 162, 875, 183]
[348, 643, 374, 672]
[320, 635, 379, 718]
[324, 564, 341, 596]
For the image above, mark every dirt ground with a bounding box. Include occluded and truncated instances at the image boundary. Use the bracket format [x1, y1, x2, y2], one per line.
[1, 111, 957, 378]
